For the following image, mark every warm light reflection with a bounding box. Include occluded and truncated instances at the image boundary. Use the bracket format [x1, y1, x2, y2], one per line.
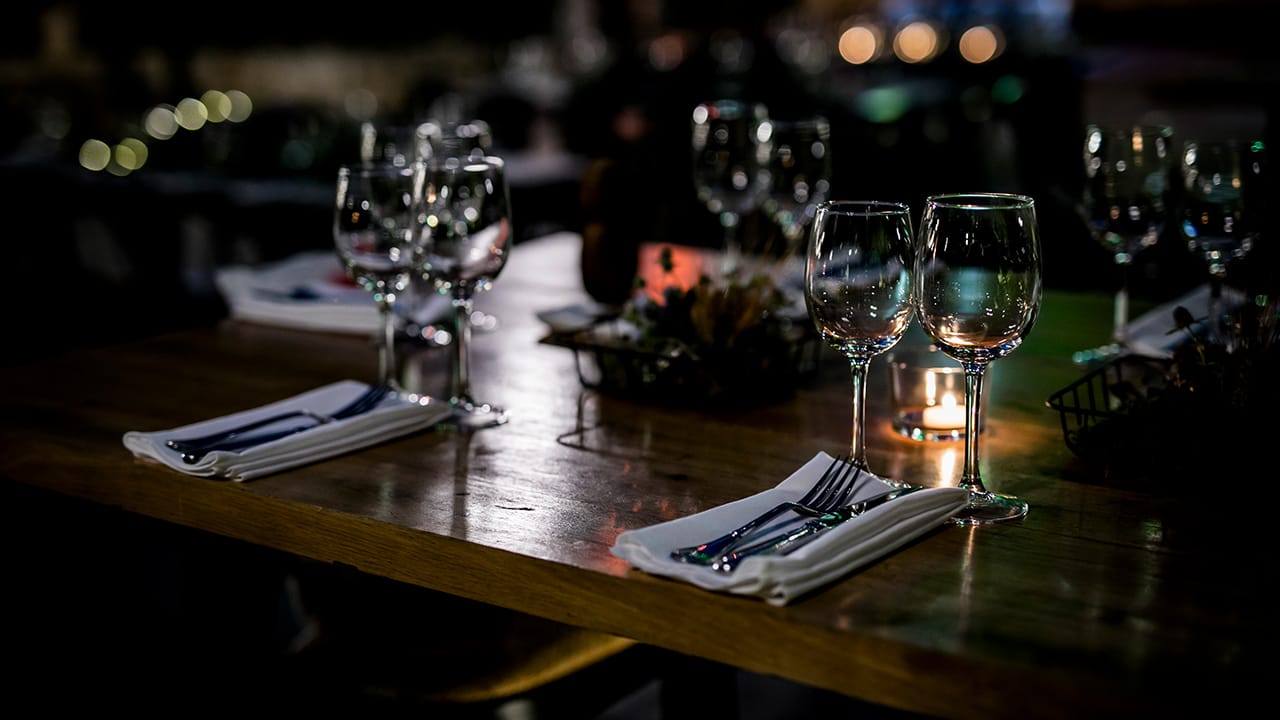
[893, 21, 941, 64]
[637, 243, 704, 304]
[958, 24, 1002, 64]
[838, 23, 882, 65]
[939, 447, 959, 488]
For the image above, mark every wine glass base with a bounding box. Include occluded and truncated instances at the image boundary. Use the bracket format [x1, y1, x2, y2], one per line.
[448, 398, 509, 430]
[951, 491, 1028, 526]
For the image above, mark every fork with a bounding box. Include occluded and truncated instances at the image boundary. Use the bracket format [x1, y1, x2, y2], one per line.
[709, 484, 927, 573]
[166, 382, 391, 463]
[670, 455, 864, 565]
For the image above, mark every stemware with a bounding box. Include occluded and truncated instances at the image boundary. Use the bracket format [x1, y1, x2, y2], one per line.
[914, 193, 1043, 524]
[762, 115, 832, 254]
[1178, 138, 1266, 345]
[804, 201, 915, 486]
[333, 162, 423, 390]
[415, 156, 513, 429]
[358, 121, 433, 167]
[691, 99, 771, 272]
[1076, 123, 1174, 365]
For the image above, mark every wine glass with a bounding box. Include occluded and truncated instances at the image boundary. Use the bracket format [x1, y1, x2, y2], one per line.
[415, 156, 513, 429]
[420, 118, 493, 163]
[415, 118, 500, 333]
[691, 99, 771, 272]
[1178, 138, 1266, 346]
[1076, 123, 1174, 364]
[333, 162, 423, 390]
[358, 121, 438, 167]
[804, 201, 915, 487]
[762, 115, 832, 254]
[914, 193, 1043, 525]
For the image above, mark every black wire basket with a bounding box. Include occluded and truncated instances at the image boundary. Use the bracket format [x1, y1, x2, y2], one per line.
[1045, 355, 1173, 467]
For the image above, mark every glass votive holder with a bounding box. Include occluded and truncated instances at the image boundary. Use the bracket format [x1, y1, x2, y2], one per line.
[887, 347, 982, 442]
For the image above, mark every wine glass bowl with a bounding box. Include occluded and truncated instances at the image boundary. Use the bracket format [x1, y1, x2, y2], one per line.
[691, 99, 771, 270]
[333, 162, 424, 390]
[1178, 138, 1265, 344]
[415, 156, 513, 429]
[1077, 123, 1174, 364]
[762, 115, 832, 251]
[915, 192, 1043, 524]
[804, 200, 915, 485]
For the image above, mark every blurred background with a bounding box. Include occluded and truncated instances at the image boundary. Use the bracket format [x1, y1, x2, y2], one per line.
[2, 0, 1275, 365]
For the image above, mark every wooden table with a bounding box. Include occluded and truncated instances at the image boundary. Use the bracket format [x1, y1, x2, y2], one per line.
[1, 233, 1267, 718]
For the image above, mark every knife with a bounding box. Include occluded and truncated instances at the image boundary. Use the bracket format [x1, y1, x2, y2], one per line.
[710, 485, 926, 573]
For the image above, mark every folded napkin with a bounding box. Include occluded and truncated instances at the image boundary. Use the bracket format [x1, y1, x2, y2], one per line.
[1127, 282, 1247, 358]
[214, 251, 451, 335]
[611, 452, 968, 605]
[123, 380, 451, 481]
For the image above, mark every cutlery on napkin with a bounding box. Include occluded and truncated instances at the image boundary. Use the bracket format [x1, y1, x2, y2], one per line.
[122, 380, 451, 481]
[610, 452, 968, 605]
[1126, 282, 1247, 359]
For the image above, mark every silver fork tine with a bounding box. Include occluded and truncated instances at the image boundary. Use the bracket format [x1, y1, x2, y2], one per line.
[670, 453, 852, 564]
[806, 460, 862, 513]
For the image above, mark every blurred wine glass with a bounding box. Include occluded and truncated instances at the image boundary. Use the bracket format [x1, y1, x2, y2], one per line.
[415, 156, 513, 429]
[358, 121, 433, 167]
[1076, 123, 1174, 365]
[762, 115, 832, 255]
[691, 99, 771, 272]
[333, 163, 422, 390]
[1178, 137, 1266, 345]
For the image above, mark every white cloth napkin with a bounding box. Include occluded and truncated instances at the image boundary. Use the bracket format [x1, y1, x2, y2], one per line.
[611, 452, 968, 605]
[123, 380, 451, 481]
[1127, 282, 1247, 358]
[214, 251, 451, 335]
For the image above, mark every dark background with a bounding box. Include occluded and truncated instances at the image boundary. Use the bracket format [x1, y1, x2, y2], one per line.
[2, 0, 1276, 366]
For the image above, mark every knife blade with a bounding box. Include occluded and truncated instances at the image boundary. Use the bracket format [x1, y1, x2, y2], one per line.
[710, 485, 926, 573]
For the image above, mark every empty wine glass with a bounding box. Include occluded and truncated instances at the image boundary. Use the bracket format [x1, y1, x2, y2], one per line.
[1178, 138, 1266, 346]
[415, 118, 500, 334]
[333, 162, 423, 390]
[691, 99, 771, 272]
[915, 193, 1043, 525]
[1076, 124, 1174, 365]
[358, 121, 437, 167]
[762, 115, 832, 254]
[415, 156, 513, 429]
[804, 201, 915, 487]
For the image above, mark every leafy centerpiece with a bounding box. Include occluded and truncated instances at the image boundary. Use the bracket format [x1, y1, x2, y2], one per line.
[547, 244, 815, 407]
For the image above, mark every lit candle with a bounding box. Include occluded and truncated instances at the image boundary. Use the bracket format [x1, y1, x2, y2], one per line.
[922, 392, 966, 429]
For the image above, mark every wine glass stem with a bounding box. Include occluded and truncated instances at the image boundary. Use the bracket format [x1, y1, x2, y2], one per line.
[960, 362, 989, 495]
[377, 298, 398, 388]
[451, 291, 475, 405]
[1207, 275, 1225, 346]
[848, 358, 870, 470]
[721, 215, 742, 273]
[1112, 260, 1131, 346]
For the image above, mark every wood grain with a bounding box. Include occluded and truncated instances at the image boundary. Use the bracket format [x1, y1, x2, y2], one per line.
[1, 234, 1267, 718]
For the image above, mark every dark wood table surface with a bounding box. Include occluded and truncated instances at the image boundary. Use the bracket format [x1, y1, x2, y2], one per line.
[1, 233, 1267, 718]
